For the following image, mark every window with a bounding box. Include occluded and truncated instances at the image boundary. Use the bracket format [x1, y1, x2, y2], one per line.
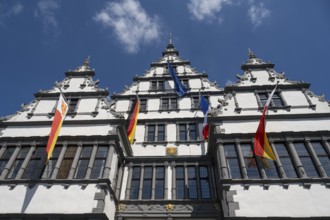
[68, 98, 79, 113]
[178, 123, 198, 141]
[274, 143, 297, 178]
[129, 165, 166, 200]
[241, 143, 260, 179]
[223, 144, 242, 179]
[191, 97, 200, 109]
[140, 99, 147, 111]
[311, 142, 330, 176]
[181, 79, 189, 89]
[0, 147, 15, 177]
[130, 167, 141, 199]
[260, 157, 279, 178]
[187, 166, 198, 199]
[150, 80, 165, 91]
[22, 147, 44, 179]
[42, 146, 62, 179]
[57, 146, 77, 179]
[74, 146, 93, 179]
[175, 166, 185, 199]
[91, 145, 108, 179]
[257, 92, 284, 107]
[142, 166, 152, 199]
[146, 124, 166, 142]
[294, 142, 319, 177]
[200, 166, 211, 199]
[155, 166, 165, 199]
[175, 165, 211, 199]
[7, 147, 30, 179]
[160, 98, 177, 111]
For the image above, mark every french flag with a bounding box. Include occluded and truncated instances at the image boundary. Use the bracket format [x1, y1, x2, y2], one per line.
[200, 95, 210, 141]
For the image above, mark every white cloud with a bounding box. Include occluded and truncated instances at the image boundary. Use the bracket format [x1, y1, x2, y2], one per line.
[187, 0, 232, 22]
[94, 0, 161, 53]
[34, 0, 60, 36]
[12, 3, 23, 15]
[248, 2, 271, 27]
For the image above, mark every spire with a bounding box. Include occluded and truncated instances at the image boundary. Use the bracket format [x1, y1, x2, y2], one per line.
[163, 33, 179, 56]
[241, 49, 274, 70]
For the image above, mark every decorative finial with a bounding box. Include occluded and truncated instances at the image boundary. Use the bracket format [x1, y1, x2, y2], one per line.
[75, 56, 92, 72]
[169, 33, 173, 45]
[248, 48, 256, 59]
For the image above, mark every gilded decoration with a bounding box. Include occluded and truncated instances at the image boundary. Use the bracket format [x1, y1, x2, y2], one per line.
[165, 203, 174, 212]
[166, 146, 177, 156]
[117, 203, 126, 211]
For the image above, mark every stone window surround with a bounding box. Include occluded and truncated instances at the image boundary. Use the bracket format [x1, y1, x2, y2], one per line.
[217, 137, 330, 181]
[0, 142, 116, 181]
[128, 98, 148, 112]
[176, 122, 200, 142]
[254, 89, 290, 111]
[144, 123, 168, 144]
[160, 97, 178, 111]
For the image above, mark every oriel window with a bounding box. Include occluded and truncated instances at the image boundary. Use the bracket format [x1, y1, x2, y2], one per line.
[7, 147, 30, 179]
[74, 145, 93, 179]
[311, 142, 330, 176]
[0, 147, 15, 177]
[57, 146, 77, 179]
[294, 142, 319, 177]
[91, 145, 108, 179]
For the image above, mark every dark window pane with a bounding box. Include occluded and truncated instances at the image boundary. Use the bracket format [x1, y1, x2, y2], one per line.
[91, 159, 106, 179]
[158, 81, 164, 90]
[155, 166, 164, 199]
[42, 146, 62, 179]
[142, 179, 152, 199]
[189, 123, 197, 141]
[130, 180, 140, 199]
[69, 98, 79, 112]
[140, 99, 147, 111]
[274, 143, 297, 178]
[176, 166, 184, 178]
[0, 147, 15, 176]
[7, 147, 29, 179]
[162, 99, 169, 110]
[179, 124, 187, 141]
[151, 81, 157, 90]
[294, 143, 319, 177]
[57, 146, 77, 179]
[147, 125, 155, 142]
[200, 166, 210, 199]
[158, 125, 165, 142]
[171, 98, 177, 109]
[176, 179, 185, 199]
[144, 166, 152, 179]
[224, 144, 242, 178]
[23, 147, 44, 179]
[192, 97, 199, 108]
[311, 142, 330, 176]
[188, 166, 197, 199]
[272, 94, 283, 107]
[241, 144, 260, 179]
[261, 158, 279, 178]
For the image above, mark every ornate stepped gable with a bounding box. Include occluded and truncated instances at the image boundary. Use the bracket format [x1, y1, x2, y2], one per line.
[0, 58, 125, 139]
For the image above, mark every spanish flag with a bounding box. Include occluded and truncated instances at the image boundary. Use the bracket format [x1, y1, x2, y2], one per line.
[127, 98, 140, 144]
[45, 93, 68, 161]
[253, 85, 277, 161]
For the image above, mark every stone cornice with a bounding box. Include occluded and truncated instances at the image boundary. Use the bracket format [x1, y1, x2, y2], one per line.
[224, 83, 310, 92]
[34, 91, 109, 98]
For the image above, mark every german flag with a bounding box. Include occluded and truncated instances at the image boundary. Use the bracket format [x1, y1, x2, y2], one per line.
[253, 85, 277, 161]
[127, 98, 140, 144]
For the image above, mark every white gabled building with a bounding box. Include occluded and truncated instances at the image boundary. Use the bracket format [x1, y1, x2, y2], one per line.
[1, 39, 330, 220]
[0, 59, 131, 220]
[209, 49, 330, 218]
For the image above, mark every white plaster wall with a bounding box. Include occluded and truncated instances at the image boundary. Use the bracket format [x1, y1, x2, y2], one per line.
[167, 124, 177, 142]
[282, 90, 309, 106]
[116, 100, 130, 112]
[104, 190, 116, 220]
[77, 98, 98, 113]
[189, 78, 201, 89]
[134, 124, 145, 143]
[34, 100, 56, 114]
[147, 98, 160, 111]
[232, 184, 330, 217]
[0, 184, 99, 214]
[236, 93, 258, 108]
[156, 67, 165, 75]
[138, 81, 149, 92]
[179, 97, 191, 110]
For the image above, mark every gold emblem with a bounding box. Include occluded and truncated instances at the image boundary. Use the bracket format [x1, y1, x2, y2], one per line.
[166, 146, 177, 156]
[165, 203, 174, 212]
[61, 101, 67, 115]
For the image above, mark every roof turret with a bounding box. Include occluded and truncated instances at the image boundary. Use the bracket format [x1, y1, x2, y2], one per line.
[162, 33, 179, 56]
[241, 49, 274, 70]
[65, 56, 95, 77]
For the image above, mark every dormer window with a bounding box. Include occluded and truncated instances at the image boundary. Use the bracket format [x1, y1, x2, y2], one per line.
[150, 80, 165, 91]
[68, 98, 79, 113]
[256, 92, 284, 108]
[160, 98, 178, 111]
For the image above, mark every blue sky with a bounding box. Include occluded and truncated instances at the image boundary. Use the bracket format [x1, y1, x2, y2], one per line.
[0, 0, 329, 117]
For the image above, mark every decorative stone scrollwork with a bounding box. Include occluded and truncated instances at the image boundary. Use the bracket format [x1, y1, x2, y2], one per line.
[117, 203, 126, 211]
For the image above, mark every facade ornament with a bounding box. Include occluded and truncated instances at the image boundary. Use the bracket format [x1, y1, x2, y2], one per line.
[117, 203, 126, 211]
[165, 203, 174, 212]
[74, 56, 92, 72]
[166, 146, 177, 156]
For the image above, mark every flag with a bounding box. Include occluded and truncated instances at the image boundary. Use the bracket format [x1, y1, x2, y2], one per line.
[200, 95, 210, 141]
[45, 93, 68, 161]
[168, 62, 187, 97]
[253, 85, 277, 161]
[127, 98, 140, 144]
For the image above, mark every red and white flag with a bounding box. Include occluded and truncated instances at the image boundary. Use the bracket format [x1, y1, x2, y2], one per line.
[45, 93, 68, 161]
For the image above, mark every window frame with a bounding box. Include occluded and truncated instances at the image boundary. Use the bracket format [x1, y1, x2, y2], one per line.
[160, 97, 178, 111]
[145, 124, 167, 143]
[255, 90, 286, 109]
[177, 122, 200, 142]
